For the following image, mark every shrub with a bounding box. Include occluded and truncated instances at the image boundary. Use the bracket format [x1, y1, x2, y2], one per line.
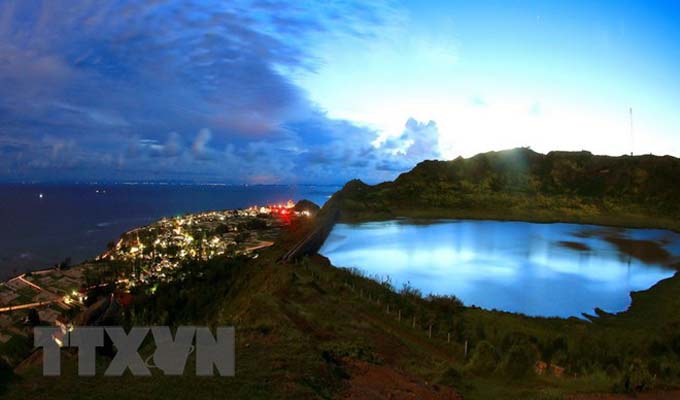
[319, 341, 383, 365]
[501, 343, 538, 378]
[467, 341, 499, 376]
[438, 365, 465, 387]
[500, 331, 536, 353]
[616, 359, 653, 394]
[528, 389, 565, 400]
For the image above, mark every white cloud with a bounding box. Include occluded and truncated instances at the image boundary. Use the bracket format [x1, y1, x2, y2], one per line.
[192, 128, 212, 160]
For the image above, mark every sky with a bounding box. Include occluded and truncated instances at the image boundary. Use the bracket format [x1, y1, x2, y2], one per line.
[0, 0, 679, 184]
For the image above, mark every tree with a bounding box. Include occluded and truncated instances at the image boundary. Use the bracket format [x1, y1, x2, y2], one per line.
[57, 257, 72, 270]
[234, 231, 249, 244]
[26, 308, 41, 327]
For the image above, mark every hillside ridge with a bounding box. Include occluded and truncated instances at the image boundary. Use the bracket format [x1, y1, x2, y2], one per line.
[321, 148, 680, 230]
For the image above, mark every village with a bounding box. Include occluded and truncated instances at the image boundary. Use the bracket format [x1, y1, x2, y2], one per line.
[0, 200, 314, 365]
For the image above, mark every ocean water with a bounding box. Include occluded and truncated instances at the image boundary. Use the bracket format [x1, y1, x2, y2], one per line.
[320, 220, 680, 318]
[0, 184, 338, 279]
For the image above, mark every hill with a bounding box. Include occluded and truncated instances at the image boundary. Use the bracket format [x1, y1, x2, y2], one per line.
[322, 148, 680, 230]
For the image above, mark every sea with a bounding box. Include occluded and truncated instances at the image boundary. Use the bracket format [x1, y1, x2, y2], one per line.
[0, 184, 339, 280]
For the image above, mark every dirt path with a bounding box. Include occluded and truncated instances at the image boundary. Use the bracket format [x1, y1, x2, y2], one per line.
[569, 391, 680, 400]
[339, 358, 461, 400]
[356, 306, 457, 364]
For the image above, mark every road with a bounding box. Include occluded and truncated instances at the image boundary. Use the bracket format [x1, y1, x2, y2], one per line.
[245, 240, 275, 252]
[0, 274, 63, 313]
[0, 300, 58, 313]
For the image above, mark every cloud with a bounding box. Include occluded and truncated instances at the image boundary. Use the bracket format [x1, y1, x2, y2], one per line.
[192, 129, 212, 160]
[380, 118, 441, 160]
[162, 132, 182, 158]
[0, 0, 439, 184]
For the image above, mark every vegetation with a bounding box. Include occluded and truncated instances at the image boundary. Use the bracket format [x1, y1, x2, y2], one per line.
[5, 149, 680, 398]
[4, 232, 680, 399]
[126, 255, 253, 326]
[321, 148, 680, 231]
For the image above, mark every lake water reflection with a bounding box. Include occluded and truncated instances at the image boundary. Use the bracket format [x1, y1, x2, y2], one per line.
[319, 220, 679, 318]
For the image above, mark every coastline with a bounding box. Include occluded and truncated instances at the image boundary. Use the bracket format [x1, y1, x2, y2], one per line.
[5, 206, 680, 310]
[3, 203, 680, 398]
[0, 183, 339, 282]
[336, 207, 680, 234]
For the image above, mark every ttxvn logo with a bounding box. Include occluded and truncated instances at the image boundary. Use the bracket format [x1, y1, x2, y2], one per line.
[34, 326, 235, 376]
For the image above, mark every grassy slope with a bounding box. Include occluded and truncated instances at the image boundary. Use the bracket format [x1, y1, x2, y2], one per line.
[4, 240, 467, 399]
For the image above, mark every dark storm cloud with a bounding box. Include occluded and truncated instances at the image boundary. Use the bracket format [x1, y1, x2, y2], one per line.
[0, 0, 425, 183]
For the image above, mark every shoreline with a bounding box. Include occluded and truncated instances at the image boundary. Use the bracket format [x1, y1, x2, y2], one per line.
[337, 209, 680, 234]
[0, 204, 295, 317]
[0, 206, 253, 285]
[4, 204, 680, 320]
[7, 211, 680, 287]
[0, 184, 338, 283]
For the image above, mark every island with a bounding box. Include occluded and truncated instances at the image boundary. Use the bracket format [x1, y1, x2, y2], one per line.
[2, 149, 680, 400]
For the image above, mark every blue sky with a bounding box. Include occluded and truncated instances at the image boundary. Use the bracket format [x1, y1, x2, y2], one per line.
[0, 0, 678, 183]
